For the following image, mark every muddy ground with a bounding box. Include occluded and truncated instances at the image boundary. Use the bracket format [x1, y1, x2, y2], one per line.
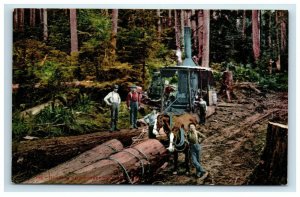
[149, 89, 288, 185]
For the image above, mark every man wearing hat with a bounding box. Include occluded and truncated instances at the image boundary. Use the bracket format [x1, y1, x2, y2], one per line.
[104, 85, 121, 132]
[126, 84, 140, 129]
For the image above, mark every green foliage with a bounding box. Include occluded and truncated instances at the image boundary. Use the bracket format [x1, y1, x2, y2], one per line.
[12, 112, 30, 140]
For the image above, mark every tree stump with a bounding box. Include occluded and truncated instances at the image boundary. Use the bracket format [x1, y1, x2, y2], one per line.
[219, 70, 233, 102]
[27, 139, 168, 184]
[246, 122, 288, 185]
[23, 139, 123, 184]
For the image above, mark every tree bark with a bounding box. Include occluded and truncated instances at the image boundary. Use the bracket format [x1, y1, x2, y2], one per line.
[23, 139, 124, 184]
[252, 10, 260, 62]
[70, 9, 78, 53]
[246, 122, 287, 185]
[111, 9, 119, 55]
[43, 8, 48, 41]
[202, 10, 210, 67]
[46, 139, 167, 184]
[12, 128, 144, 183]
[197, 10, 203, 65]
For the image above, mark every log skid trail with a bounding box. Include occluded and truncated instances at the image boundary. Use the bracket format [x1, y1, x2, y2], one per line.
[150, 91, 288, 185]
[13, 90, 288, 185]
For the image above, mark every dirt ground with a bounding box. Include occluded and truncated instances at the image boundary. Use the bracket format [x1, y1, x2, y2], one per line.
[149, 89, 288, 185]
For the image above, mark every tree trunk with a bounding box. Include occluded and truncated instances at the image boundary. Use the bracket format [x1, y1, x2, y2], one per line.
[168, 9, 172, 27]
[23, 139, 124, 184]
[111, 9, 118, 55]
[18, 8, 25, 32]
[13, 9, 18, 31]
[252, 10, 260, 62]
[202, 10, 210, 67]
[268, 11, 272, 49]
[191, 10, 197, 51]
[43, 8, 48, 41]
[280, 11, 287, 54]
[180, 9, 185, 49]
[12, 128, 144, 183]
[197, 10, 203, 65]
[186, 10, 191, 27]
[280, 11, 288, 72]
[174, 10, 181, 48]
[157, 9, 161, 39]
[246, 122, 287, 185]
[45, 139, 168, 184]
[242, 10, 246, 40]
[30, 9, 36, 27]
[70, 9, 78, 53]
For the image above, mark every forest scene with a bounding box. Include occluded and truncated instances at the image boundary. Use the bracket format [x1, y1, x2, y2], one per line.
[12, 8, 288, 185]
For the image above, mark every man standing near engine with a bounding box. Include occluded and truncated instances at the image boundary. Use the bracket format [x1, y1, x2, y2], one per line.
[199, 97, 207, 125]
[104, 85, 121, 132]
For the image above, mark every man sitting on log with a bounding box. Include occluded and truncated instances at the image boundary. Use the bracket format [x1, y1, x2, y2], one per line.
[143, 109, 159, 139]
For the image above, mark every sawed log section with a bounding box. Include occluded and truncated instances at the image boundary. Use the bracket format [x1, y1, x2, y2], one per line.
[23, 139, 123, 184]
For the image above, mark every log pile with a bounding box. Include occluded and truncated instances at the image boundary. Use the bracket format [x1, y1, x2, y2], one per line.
[24, 139, 168, 184]
[246, 122, 288, 185]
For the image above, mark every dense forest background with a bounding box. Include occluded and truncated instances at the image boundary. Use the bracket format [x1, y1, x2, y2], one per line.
[12, 9, 288, 140]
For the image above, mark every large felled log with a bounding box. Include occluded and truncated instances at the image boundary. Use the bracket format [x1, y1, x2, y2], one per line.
[246, 122, 288, 185]
[45, 139, 167, 184]
[23, 139, 123, 184]
[12, 128, 143, 183]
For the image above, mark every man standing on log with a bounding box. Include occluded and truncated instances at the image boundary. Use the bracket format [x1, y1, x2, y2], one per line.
[104, 85, 121, 132]
[127, 84, 140, 129]
[187, 123, 208, 179]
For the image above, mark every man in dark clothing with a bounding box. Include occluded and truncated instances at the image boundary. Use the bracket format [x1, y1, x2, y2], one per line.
[104, 85, 121, 132]
[126, 84, 140, 129]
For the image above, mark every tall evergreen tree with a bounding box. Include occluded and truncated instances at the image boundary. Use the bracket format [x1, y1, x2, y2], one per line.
[202, 10, 210, 67]
[252, 10, 260, 62]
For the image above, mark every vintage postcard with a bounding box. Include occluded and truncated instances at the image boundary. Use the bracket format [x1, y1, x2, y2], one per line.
[12, 8, 288, 185]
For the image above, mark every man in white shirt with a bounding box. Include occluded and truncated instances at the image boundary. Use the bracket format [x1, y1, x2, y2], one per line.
[104, 85, 121, 132]
[199, 97, 207, 125]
